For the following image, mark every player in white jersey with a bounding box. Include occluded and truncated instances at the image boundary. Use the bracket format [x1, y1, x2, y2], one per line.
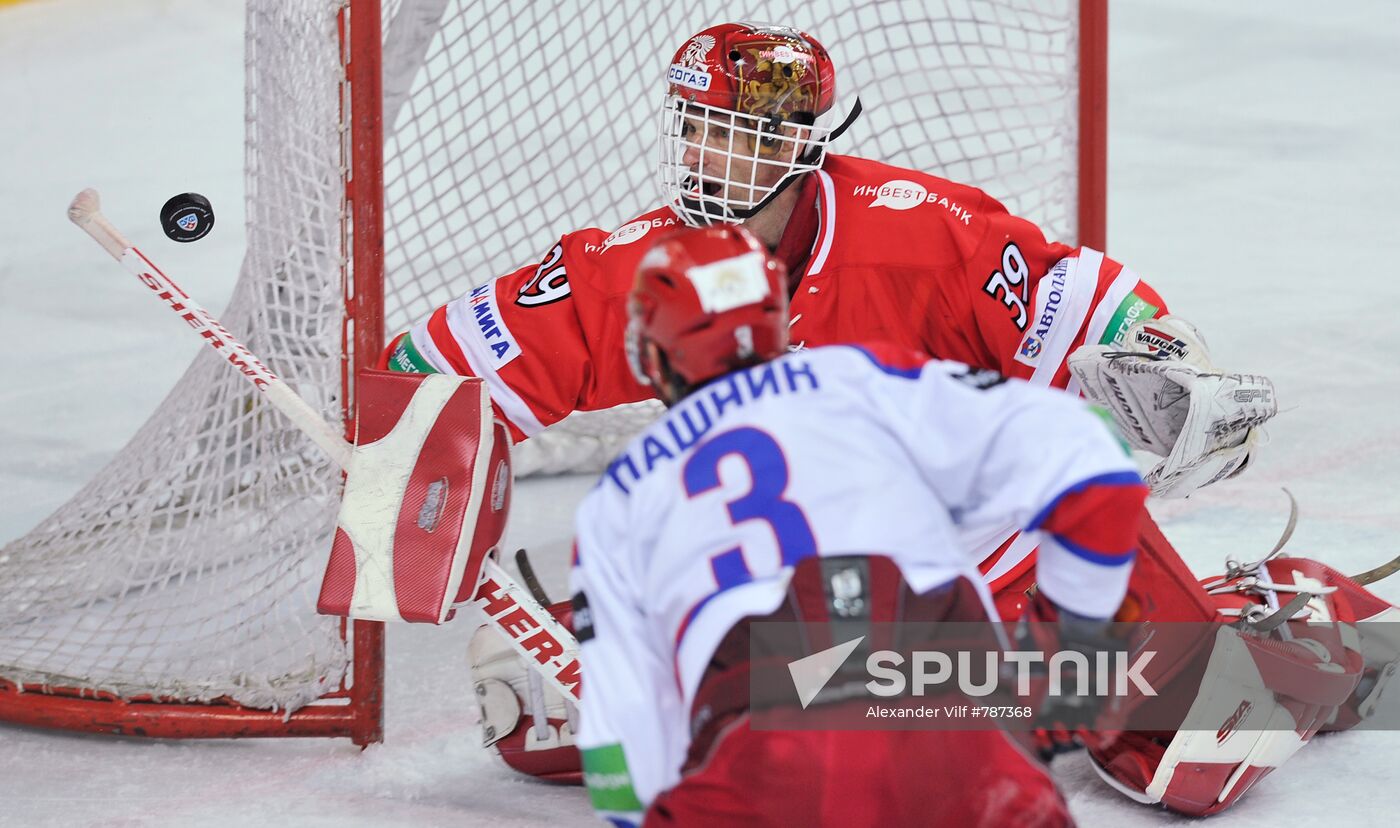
[569, 224, 1150, 826]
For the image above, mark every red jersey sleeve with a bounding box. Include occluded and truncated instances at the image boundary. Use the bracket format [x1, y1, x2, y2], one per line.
[930, 200, 1169, 391]
[385, 220, 664, 440]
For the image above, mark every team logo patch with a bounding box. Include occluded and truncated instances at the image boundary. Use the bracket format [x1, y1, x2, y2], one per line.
[1016, 335, 1043, 362]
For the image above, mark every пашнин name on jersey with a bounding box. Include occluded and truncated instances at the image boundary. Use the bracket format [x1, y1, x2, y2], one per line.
[605, 358, 821, 495]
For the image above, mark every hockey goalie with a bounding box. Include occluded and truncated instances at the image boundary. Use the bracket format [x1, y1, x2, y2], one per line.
[359, 19, 1400, 820]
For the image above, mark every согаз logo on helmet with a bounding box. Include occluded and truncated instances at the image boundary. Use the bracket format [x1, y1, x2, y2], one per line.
[667, 64, 711, 92]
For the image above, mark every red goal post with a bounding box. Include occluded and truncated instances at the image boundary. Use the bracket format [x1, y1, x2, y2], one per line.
[0, 0, 1106, 745]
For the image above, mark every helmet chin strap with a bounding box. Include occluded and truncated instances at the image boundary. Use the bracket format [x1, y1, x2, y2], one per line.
[680, 97, 864, 226]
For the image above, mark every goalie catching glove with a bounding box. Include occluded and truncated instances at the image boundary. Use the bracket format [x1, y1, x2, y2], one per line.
[1068, 315, 1276, 498]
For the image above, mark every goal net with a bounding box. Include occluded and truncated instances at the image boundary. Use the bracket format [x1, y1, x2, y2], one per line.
[0, 0, 1103, 739]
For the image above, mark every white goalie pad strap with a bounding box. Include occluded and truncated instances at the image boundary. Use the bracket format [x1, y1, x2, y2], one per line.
[1068, 316, 1277, 498]
[318, 370, 510, 624]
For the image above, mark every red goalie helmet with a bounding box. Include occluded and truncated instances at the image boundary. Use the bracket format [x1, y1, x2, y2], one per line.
[665, 22, 836, 120]
[627, 225, 789, 398]
[659, 22, 843, 227]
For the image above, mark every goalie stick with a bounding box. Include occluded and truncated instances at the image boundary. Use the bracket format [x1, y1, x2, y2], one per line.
[68, 188, 582, 703]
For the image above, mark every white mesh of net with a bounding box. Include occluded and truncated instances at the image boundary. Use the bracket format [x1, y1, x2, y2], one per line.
[0, 0, 1084, 712]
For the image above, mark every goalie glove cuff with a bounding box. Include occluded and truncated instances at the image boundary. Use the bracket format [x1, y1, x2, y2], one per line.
[1068, 315, 1277, 499]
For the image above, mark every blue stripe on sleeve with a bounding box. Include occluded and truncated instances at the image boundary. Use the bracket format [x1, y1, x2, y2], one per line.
[846, 345, 925, 379]
[1026, 470, 1145, 531]
[1052, 534, 1137, 566]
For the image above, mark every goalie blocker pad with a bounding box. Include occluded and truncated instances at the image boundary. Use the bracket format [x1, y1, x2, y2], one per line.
[318, 369, 513, 623]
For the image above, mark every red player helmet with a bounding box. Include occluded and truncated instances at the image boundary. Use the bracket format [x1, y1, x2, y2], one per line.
[627, 225, 789, 396]
[658, 22, 844, 227]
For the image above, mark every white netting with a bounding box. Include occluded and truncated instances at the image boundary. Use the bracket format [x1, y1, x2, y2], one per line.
[0, 0, 1087, 713]
[0, 0, 349, 712]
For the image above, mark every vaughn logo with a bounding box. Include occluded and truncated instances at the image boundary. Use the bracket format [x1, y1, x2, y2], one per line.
[416, 477, 449, 532]
[490, 459, 509, 512]
[1133, 325, 1190, 360]
[1217, 700, 1253, 744]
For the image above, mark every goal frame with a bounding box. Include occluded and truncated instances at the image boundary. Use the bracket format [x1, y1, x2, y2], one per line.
[0, 1, 387, 748]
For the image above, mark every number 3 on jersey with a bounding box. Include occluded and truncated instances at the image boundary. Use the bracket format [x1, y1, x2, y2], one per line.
[682, 427, 818, 590]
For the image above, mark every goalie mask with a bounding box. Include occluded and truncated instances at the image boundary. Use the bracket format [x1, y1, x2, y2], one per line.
[658, 22, 845, 227]
[626, 225, 789, 399]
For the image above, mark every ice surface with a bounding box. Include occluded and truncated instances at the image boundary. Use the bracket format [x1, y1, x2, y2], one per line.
[1, 0, 1398, 825]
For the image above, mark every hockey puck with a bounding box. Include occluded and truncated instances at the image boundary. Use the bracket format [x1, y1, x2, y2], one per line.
[160, 193, 215, 242]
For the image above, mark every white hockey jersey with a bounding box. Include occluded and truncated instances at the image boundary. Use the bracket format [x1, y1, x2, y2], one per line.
[570, 343, 1143, 821]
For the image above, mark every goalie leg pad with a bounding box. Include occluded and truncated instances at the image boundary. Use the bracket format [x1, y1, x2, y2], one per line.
[470, 599, 583, 784]
[1088, 556, 1366, 816]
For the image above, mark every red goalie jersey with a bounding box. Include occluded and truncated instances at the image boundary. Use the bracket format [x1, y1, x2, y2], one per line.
[385, 154, 1167, 594]
[390, 154, 1166, 432]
